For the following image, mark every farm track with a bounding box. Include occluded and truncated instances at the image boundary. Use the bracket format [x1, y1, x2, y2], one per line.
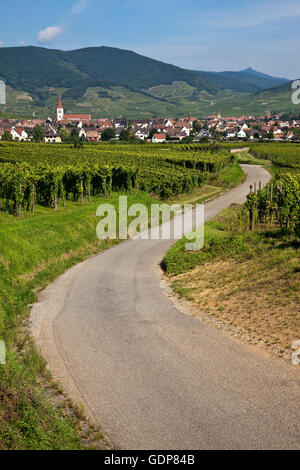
[31, 164, 300, 450]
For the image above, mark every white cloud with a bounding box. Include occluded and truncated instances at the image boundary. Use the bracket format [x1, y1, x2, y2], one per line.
[18, 39, 25, 45]
[37, 26, 64, 44]
[0, 41, 3, 47]
[70, 0, 89, 15]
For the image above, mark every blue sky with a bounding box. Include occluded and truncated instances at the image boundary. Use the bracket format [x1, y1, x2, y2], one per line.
[0, 0, 299, 78]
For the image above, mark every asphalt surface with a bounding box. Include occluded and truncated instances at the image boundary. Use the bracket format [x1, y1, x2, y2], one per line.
[30, 165, 300, 450]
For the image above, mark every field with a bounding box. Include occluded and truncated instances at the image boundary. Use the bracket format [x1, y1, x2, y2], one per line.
[0, 141, 240, 449]
[163, 143, 300, 360]
[2, 79, 296, 120]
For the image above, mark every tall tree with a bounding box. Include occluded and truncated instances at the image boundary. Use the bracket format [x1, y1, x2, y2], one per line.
[101, 128, 116, 141]
[193, 120, 202, 132]
[148, 128, 158, 139]
[59, 127, 71, 143]
[119, 128, 136, 141]
[1, 130, 13, 141]
[33, 125, 44, 143]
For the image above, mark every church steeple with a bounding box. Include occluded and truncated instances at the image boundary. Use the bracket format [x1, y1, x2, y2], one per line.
[57, 96, 64, 122]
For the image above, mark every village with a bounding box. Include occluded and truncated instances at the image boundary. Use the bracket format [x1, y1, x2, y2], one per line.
[0, 96, 300, 143]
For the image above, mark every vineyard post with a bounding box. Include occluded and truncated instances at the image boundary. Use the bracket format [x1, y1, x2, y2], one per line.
[31, 183, 35, 214]
[80, 176, 84, 204]
[254, 182, 257, 193]
[276, 184, 288, 228]
[259, 181, 262, 191]
[281, 182, 287, 227]
[17, 182, 22, 217]
[249, 185, 254, 231]
[270, 183, 273, 226]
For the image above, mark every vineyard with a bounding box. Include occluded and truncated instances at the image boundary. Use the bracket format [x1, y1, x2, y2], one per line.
[250, 142, 300, 170]
[244, 174, 300, 233]
[0, 142, 233, 215]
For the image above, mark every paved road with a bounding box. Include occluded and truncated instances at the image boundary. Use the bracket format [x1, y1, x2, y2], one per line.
[31, 165, 300, 450]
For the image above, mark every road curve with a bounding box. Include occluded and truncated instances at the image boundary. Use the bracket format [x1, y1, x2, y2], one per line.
[30, 165, 300, 450]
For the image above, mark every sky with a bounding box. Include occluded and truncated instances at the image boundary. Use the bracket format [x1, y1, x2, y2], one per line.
[0, 0, 299, 79]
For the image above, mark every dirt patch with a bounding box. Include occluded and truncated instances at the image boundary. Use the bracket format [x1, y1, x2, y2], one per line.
[17, 94, 33, 102]
[164, 256, 300, 362]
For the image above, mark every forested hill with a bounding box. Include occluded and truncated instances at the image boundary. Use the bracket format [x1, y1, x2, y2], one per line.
[0, 46, 294, 119]
[0, 46, 289, 95]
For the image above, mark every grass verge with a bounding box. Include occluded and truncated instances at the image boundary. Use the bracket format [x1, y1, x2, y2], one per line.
[162, 205, 300, 361]
[0, 191, 155, 450]
[167, 162, 245, 206]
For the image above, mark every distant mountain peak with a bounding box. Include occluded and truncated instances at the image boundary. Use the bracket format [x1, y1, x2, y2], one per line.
[240, 67, 288, 82]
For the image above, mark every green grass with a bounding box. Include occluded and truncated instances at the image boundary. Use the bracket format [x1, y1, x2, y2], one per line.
[0, 191, 155, 450]
[162, 206, 248, 276]
[163, 205, 300, 359]
[167, 162, 245, 206]
[237, 151, 272, 166]
[217, 161, 246, 188]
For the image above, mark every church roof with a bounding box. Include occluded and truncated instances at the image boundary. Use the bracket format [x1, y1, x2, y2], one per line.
[57, 96, 63, 109]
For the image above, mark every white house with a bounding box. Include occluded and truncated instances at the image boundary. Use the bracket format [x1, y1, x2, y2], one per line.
[226, 130, 237, 139]
[135, 129, 148, 140]
[10, 127, 28, 141]
[274, 128, 283, 135]
[237, 129, 248, 139]
[152, 133, 166, 143]
[44, 133, 62, 143]
[79, 128, 87, 139]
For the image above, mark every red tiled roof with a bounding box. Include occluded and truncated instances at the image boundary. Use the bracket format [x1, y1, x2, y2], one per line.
[63, 114, 91, 121]
[153, 133, 166, 139]
[57, 96, 63, 109]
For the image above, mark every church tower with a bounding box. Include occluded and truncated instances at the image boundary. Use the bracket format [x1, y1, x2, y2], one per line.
[57, 96, 64, 122]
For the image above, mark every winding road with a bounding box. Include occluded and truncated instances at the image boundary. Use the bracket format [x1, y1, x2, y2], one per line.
[30, 164, 300, 450]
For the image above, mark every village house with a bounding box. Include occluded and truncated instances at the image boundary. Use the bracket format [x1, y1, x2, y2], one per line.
[237, 129, 249, 139]
[152, 133, 166, 143]
[10, 127, 28, 141]
[86, 129, 100, 141]
[249, 128, 262, 140]
[226, 129, 237, 139]
[134, 129, 148, 140]
[44, 133, 62, 144]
